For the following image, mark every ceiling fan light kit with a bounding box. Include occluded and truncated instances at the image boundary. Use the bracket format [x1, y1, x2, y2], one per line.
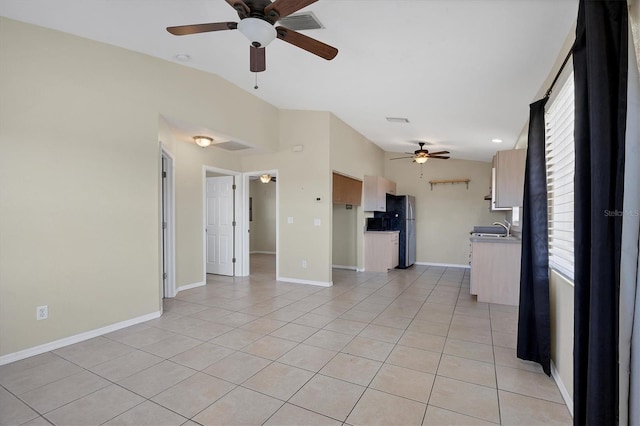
[389, 142, 451, 163]
[238, 18, 277, 47]
[166, 0, 338, 74]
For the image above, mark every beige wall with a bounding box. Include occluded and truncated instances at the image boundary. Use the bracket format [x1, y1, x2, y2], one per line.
[549, 270, 574, 401]
[632, 1, 640, 76]
[329, 114, 385, 270]
[0, 18, 278, 356]
[243, 110, 333, 284]
[249, 180, 276, 253]
[510, 19, 579, 402]
[160, 117, 245, 288]
[384, 155, 505, 265]
[332, 205, 358, 268]
[241, 111, 386, 282]
[515, 23, 577, 150]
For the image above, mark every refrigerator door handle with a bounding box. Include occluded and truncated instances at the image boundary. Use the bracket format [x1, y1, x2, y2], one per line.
[406, 196, 415, 220]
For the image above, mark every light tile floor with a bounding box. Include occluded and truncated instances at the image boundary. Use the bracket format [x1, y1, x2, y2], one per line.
[0, 254, 572, 425]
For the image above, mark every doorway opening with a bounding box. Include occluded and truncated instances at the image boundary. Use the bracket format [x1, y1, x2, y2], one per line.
[332, 203, 359, 271]
[243, 170, 279, 279]
[203, 166, 244, 278]
[161, 148, 176, 298]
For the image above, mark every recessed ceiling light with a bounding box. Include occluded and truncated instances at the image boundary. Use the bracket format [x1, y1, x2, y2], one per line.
[491, 138, 503, 143]
[386, 117, 410, 124]
[174, 54, 191, 62]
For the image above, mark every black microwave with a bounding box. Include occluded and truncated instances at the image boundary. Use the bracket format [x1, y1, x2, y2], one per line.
[366, 217, 385, 231]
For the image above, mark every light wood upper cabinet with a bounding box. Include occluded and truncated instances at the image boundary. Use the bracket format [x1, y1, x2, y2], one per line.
[494, 149, 526, 208]
[386, 179, 397, 196]
[332, 173, 362, 206]
[363, 175, 396, 211]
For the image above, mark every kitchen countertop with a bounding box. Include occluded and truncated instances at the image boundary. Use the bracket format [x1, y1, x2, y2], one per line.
[364, 230, 400, 234]
[470, 235, 521, 244]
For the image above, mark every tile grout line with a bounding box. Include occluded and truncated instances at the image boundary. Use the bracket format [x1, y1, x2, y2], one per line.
[421, 268, 463, 425]
[4, 263, 520, 426]
[340, 266, 446, 424]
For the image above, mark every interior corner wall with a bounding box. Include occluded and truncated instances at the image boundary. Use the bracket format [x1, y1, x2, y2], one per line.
[249, 180, 276, 253]
[384, 155, 504, 266]
[329, 114, 385, 270]
[242, 110, 333, 284]
[0, 17, 278, 357]
[515, 22, 578, 151]
[172, 135, 242, 288]
[511, 18, 580, 407]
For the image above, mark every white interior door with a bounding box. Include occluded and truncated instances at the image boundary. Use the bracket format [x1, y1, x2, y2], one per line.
[206, 176, 235, 276]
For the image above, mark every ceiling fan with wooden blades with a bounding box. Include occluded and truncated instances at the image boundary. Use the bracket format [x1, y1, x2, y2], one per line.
[389, 142, 450, 164]
[166, 0, 338, 72]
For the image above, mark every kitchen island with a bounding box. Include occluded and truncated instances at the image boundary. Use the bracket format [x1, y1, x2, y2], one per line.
[364, 231, 400, 273]
[470, 235, 522, 305]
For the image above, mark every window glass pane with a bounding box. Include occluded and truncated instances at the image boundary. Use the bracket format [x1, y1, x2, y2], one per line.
[545, 72, 575, 280]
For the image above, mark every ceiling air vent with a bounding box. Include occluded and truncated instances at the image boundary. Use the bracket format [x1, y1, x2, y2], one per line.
[386, 117, 410, 124]
[277, 12, 324, 31]
[213, 141, 253, 151]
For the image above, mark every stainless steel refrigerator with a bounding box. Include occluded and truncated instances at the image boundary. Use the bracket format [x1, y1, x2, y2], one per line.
[374, 194, 416, 268]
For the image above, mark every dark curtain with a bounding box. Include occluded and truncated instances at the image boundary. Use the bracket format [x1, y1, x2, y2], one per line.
[573, 1, 628, 425]
[517, 98, 551, 376]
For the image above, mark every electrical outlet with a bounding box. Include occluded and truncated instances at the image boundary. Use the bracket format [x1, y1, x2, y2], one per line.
[36, 305, 48, 320]
[302, 260, 307, 268]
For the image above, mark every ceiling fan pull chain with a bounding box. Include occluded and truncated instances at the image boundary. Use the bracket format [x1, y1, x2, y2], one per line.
[254, 72, 259, 90]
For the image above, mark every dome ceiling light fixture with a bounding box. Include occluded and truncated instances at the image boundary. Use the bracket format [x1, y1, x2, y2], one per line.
[260, 174, 272, 183]
[193, 136, 213, 148]
[238, 17, 277, 48]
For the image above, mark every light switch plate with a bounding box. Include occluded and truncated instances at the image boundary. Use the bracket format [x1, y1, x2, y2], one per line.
[314, 219, 321, 226]
[288, 217, 294, 224]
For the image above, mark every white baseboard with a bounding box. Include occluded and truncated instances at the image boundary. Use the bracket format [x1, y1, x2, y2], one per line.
[176, 281, 205, 293]
[415, 261, 471, 269]
[332, 265, 357, 270]
[551, 360, 573, 417]
[250, 251, 276, 255]
[276, 276, 333, 287]
[0, 310, 162, 366]
[356, 268, 366, 272]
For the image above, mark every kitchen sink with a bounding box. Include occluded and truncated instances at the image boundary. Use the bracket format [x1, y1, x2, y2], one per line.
[472, 225, 508, 236]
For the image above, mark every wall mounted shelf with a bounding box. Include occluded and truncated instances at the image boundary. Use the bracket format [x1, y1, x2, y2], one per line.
[428, 178, 470, 190]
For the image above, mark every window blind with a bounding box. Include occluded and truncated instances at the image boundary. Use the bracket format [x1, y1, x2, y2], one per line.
[545, 72, 575, 280]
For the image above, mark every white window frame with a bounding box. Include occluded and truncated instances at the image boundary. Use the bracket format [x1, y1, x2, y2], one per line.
[545, 68, 575, 281]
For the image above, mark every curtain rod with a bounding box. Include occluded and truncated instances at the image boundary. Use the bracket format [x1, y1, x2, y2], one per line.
[544, 42, 575, 99]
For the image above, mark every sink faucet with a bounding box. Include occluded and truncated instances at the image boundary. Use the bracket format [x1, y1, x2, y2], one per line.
[492, 220, 511, 237]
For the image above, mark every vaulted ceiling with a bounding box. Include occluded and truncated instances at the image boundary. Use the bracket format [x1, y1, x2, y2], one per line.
[0, 0, 578, 160]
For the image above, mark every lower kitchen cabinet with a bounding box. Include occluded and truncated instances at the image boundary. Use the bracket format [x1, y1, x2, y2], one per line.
[364, 231, 399, 272]
[470, 238, 521, 305]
